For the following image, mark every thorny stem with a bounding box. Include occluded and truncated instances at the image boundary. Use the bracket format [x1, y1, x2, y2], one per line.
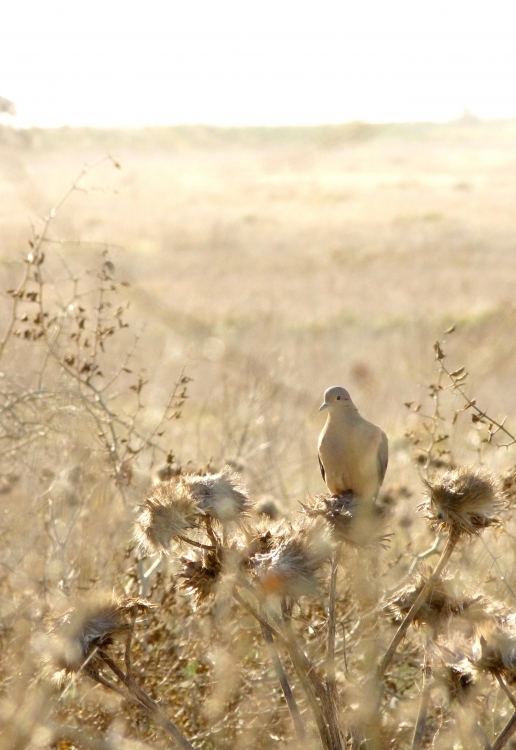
[440, 360, 516, 448]
[238, 591, 334, 750]
[100, 654, 196, 750]
[493, 708, 516, 750]
[467, 718, 493, 750]
[378, 531, 457, 680]
[326, 550, 340, 699]
[176, 534, 217, 551]
[260, 620, 306, 743]
[281, 603, 342, 750]
[232, 589, 281, 640]
[407, 532, 443, 576]
[411, 629, 436, 750]
[495, 673, 516, 709]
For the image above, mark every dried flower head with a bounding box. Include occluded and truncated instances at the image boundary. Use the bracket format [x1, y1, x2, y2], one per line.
[179, 549, 223, 604]
[301, 492, 390, 548]
[436, 658, 476, 705]
[134, 481, 198, 555]
[386, 572, 486, 629]
[475, 621, 516, 684]
[241, 519, 288, 564]
[181, 465, 251, 523]
[49, 594, 150, 681]
[423, 465, 505, 537]
[251, 518, 331, 598]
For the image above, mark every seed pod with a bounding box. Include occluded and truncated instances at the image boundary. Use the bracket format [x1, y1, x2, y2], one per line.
[180, 465, 252, 523]
[134, 482, 198, 555]
[251, 518, 331, 599]
[423, 465, 505, 537]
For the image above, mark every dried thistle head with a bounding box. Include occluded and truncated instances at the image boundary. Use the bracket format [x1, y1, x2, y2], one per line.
[474, 621, 516, 684]
[301, 492, 390, 549]
[134, 481, 198, 555]
[180, 465, 251, 523]
[251, 518, 331, 599]
[386, 572, 486, 629]
[179, 549, 223, 605]
[49, 594, 150, 681]
[436, 658, 476, 705]
[241, 518, 288, 564]
[423, 465, 505, 537]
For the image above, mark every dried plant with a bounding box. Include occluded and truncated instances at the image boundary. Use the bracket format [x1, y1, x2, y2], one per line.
[300, 491, 391, 548]
[422, 465, 505, 537]
[250, 518, 331, 599]
[179, 548, 224, 604]
[180, 464, 252, 523]
[134, 482, 199, 555]
[49, 593, 150, 681]
[386, 572, 486, 629]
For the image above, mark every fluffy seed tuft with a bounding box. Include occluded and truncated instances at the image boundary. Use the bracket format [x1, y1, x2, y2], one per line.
[300, 492, 390, 548]
[475, 619, 516, 684]
[436, 658, 476, 705]
[251, 518, 331, 599]
[49, 594, 150, 681]
[386, 572, 486, 629]
[180, 465, 251, 523]
[134, 481, 198, 555]
[179, 549, 223, 604]
[423, 465, 505, 537]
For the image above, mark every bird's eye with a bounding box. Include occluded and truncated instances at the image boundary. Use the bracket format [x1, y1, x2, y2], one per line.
[336, 395, 341, 400]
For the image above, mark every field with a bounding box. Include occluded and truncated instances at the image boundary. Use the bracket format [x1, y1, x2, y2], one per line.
[1, 120, 516, 749]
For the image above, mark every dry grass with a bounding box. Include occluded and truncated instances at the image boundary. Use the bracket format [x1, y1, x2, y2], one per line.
[1, 120, 516, 749]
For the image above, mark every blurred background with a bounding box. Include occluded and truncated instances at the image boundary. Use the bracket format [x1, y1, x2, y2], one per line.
[2, 0, 516, 504]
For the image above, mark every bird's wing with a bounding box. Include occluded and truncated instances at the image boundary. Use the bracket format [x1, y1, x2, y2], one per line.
[377, 430, 389, 486]
[318, 453, 326, 483]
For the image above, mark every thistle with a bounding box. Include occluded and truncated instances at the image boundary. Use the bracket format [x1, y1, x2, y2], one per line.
[300, 492, 390, 548]
[180, 465, 251, 523]
[422, 465, 505, 537]
[251, 518, 331, 599]
[134, 481, 198, 555]
[49, 594, 150, 681]
[436, 658, 476, 705]
[475, 621, 516, 685]
[386, 572, 486, 629]
[179, 549, 223, 604]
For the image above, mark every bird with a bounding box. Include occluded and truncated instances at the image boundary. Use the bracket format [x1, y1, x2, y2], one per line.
[318, 386, 388, 502]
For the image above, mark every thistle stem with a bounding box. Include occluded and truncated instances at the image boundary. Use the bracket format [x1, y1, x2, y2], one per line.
[411, 631, 434, 750]
[260, 620, 306, 743]
[493, 708, 516, 750]
[100, 654, 196, 750]
[378, 531, 457, 680]
[326, 551, 340, 699]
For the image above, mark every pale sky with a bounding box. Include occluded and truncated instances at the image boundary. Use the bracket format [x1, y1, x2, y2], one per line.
[1, 0, 516, 127]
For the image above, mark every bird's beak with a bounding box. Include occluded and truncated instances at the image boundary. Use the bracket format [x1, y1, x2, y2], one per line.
[319, 402, 328, 412]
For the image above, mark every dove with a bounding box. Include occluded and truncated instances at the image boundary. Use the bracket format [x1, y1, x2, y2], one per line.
[318, 386, 388, 501]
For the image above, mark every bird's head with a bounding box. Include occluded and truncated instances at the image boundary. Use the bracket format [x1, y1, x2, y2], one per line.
[319, 386, 353, 412]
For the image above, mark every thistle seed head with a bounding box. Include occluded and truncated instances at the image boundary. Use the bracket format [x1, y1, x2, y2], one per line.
[251, 518, 331, 599]
[300, 493, 390, 549]
[180, 465, 251, 523]
[475, 622, 516, 684]
[134, 481, 198, 555]
[386, 572, 486, 629]
[423, 465, 505, 537]
[436, 658, 476, 705]
[179, 549, 223, 604]
[49, 594, 150, 680]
